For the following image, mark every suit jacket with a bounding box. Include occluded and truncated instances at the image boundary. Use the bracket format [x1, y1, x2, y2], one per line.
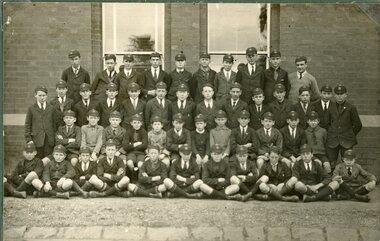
[170, 99, 196, 131]
[97, 156, 125, 183]
[25, 102, 56, 147]
[55, 125, 81, 155]
[141, 67, 171, 100]
[195, 100, 221, 130]
[292, 102, 314, 130]
[256, 127, 283, 155]
[145, 98, 172, 131]
[73, 99, 99, 127]
[61, 66, 91, 104]
[190, 68, 217, 103]
[236, 64, 264, 104]
[74, 161, 97, 181]
[97, 98, 123, 128]
[101, 126, 127, 154]
[248, 104, 270, 130]
[169, 158, 200, 187]
[122, 127, 148, 153]
[230, 126, 259, 157]
[269, 99, 293, 129]
[292, 160, 331, 186]
[260, 161, 291, 185]
[327, 101, 362, 149]
[166, 128, 191, 153]
[280, 126, 307, 158]
[230, 159, 259, 185]
[90, 70, 117, 102]
[167, 69, 192, 101]
[214, 69, 237, 100]
[333, 163, 377, 187]
[262, 67, 290, 104]
[221, 98, 248, 129]
[202, 159, 231, 190]
[43, 159, 75, 182]
[11, 158, 44, 184]
[311, 99, 333, 130]
[120, 98, 146, 129]
[191, 130, 210, 157]
[49, 96, 74, 130]
[114, 68, 144, 100]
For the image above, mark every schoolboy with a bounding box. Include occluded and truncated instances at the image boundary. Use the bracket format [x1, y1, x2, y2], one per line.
[311, 84, 333, 130]
[72, 146, 97, 195]
[50, 80, 74, 130]
[288, 56, 320, 104]
[61, 50, 91, 104]
[141, 52, 171, 101]
[191, 114, 210, 167]
[73, 83, 99, 127]
[209, 110, 231, 162]
[305, 111, 331, 173]
[98, 82, 123, 128]
[167, 52, 193, 101]
[55, 110, 81, 166]
[145, 81, 172, 131]
[114, 54, 144, 100]
[91, 54, 117, 102]
[221, 82, 248, 129]
[80, 109, 103, 162]
[333, 149, 377, 202]
[190, 52, 217, 103]
[166, 113, 192, 164]
[25, 85, 56, 159]
[269, 83, 293, 130]
[195, 83, 220, 131]
[286, 144, 339, 202]
[280, 111, 307, 167]
[248, 88, 270, 130]
[256, 112, 283, 171]
[262, 49, 290, 104]
[121, 82, 146, 130]
[147, 116, 170, 167]
[170, 83, 196, 131]
[292, 86, 313, 129]
[3, 143, 44, 198]
[214, 54, 237, 104]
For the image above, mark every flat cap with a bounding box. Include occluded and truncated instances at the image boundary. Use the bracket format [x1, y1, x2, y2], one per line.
[63, 110, 76, 117]
[246, 47, 257, 56]
[56, 80, 67, 88]
[68, 50, 80, 58]
[87, 109, 99, 117]
[179, 144, 192, 155]
[223, 54, 234, 63]
[215, 110, 227, 118]
[24, 143, 36, 152]
[334, 84, 347, 94]
[210, 144, 224, 154]
[53, 144, 67, 153]
[35, 85, 48, 94]
[80, 83, 91, 91]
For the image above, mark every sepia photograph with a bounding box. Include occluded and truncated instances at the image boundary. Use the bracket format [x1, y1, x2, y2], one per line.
[2, 2, 380, 241]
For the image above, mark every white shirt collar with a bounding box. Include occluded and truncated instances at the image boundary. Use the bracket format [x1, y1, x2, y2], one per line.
[231, 98, 239, 106]
[321, 100, 330, 107]
[298, 70, 307, 78]
[151, 67, 160, 74]
[240, 125, 247, 133]
[178, 99, 186, 108]
[174, 128, 182, 136]
[196, 129, 205, 134]
[204, 99, 213, 108]
[264, 127, 272, 135]
[106, 69, 115, 77]
[37, 102, 46, 109]
[82, 162, 89, 170]
[288, 125, 296, 133]
[130, 97, 138, 103]
[107, 98, 115, 105]
[83, 99, 90, 105]
[58, 96, 66, 103]
[304, 161, 312, 169]
[157, 97, 164, 105]
[181, 159, 189, 169]
[72, 66, 81, 73]
[124, 68, 132, 76]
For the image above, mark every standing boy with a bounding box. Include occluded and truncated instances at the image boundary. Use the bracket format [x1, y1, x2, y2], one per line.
[145, 82, 172, 131]
[167, 52, 193, 101]
[121, 82, 146, 130]
[50, 80, 74, 130]
[170, 83, 196, 131]
[311, 84, 333, 130]
[221, 82, 248, 129]
[269, 83, 293, 130]
[195, 84, 220, 131]
[98, 83, 123, 128]
[73, 83, 99, 127]
[248, 88, 270, 130]
[214, 54, 237, 104]
[91, 54, 118, 102]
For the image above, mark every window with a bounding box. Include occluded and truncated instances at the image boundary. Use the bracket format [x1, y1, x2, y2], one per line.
[102, 3, 165, 70]
[207, 4, 270, 72]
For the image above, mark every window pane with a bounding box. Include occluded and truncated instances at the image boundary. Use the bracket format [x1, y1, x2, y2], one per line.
[209, 54, 267, 73]
[208, 4, 268, 53]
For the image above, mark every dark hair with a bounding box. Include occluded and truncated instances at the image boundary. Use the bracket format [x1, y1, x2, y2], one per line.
[105, 54, 116, 62]
[295, 56, 307, 64]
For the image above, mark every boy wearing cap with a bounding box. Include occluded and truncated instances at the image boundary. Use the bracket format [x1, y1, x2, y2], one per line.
[147, 116, 170, 167]
[288, 56, 320, 105]
[214, 54, 237, 104]
[55, 110, 81, 166]
[326, 84, 362, 168]
[236, 47, 264, 104]
[25, 85, 56, 159]
[190, 52, 217, 103]
[81, 109, 103, 162]
[221, 82, 248, 129]
[210, 110, 231, 161]
[305, 111, 331, 173]
[142, 52, 171, 101]
[166, 113, 192, 164]
[196, 84, 220, 131]
[4, 143, 44, 199]
[61, 50, 91, 104]
[98, 83, 123, 128]
[73, 83, 99, 127]
[269, 83, 293, 129]
[333, 149, 376, 202]
[262, 49, 290, 104]
[191, 114, 210, 167]
[72, 146, 97, 195]
[121, 82, 146, 130]
[311, 85, 333, 130]
[91, 54, 117, 102]
[256, 112, 283, 170]
[171, 83, 196, 131]
[280, 111, 307, 167]
[286, 144, 339, 202]
[167, 52, 193, 101]
[292, 86, 313, 129]
[248, 88, 270, 130]
[50, 80, 74, 130]
[145, 81, 172, 131]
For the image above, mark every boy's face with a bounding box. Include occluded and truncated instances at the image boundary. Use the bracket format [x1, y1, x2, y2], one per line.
[295, 60, 307, 73]
[199, 58, 210, 68]
[270, 57, 281, 69]
[223, 61, 233, 71]
[237, 153, 248, 164]
[301, 152, 313, 162]
[23, 151, 37, 161]
[156, 89, 167, 99]
[211, 152, 223, 162]
[128, 90, 140, 99]
[56, 87, 68, 97]
[105, 145, 116, 158]
[246, 54, 257, 65]
[35, 91, 47, 104]
[262, 118, 275, 129]
[172, 120, 184, 130]
[299, 91, 311, 103]
[252, 94, 264, 105]
[195, 121, 206, 131]
[53, 152, 66, 162]
[180, 152, 192, 162]
[152, 122, 163, 132]
[269, 152, 280, 165]
[80, 153, 90, 163]
[123, 60, 134, 70]
[175, 60, 186, 69]
[343, 157, 355, 166]
[230, 88, 241, 100]
[273, 91, 285, 102]
[215, 117, 227, 127]
[70, 56, 80, 68]
[176, 90, 189, 101]
[148, 148, 160, 162]
[150, 57, 161, 68]
[105, 59, 116, 72]
[106, 90, 118, 99]
[321, 91, 332, 102]
[307, 119, 319, 129]
[287, 119, 299, 129]
[80, 90, 91, 100]
[109, 117, 121, 128]
[238, 117, 250, 127]
[64, 116, 76, 126]
[87, 116, 99, 126]
[334, 93, 347, 104]
[202, 86, 214, 100]
[131, 120, 142, 130]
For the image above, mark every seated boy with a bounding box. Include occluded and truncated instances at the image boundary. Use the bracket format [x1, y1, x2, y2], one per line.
[195, 83, 220, 131]
[292, 86, 313, 129]
[147, 116, 170, 167]
[166, 113, 191, 164]
[269, 83, 293, 130]
[209, 110, 231, 162]
[72, 146, 97, 196]
[191, 114, 210, 167]
[98, 83, 123, 128]
[221, 82, 248, 129]
[80, 109, 104, 162]
[50, 80, 74, 130]
[248, 88, 270, 130]
[333, 149, 376, 202]
[121, 82, 146, 130]
[170, 83, 196, 131]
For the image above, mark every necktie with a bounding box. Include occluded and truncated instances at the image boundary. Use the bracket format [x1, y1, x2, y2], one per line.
[154, 69, 158, 81]
[41, 103, 44, 111]
[113, 129, 117, 136]
[274, 69, 278, 80]
[109, 71, 112, 79]
[272, 164, 277, 172]
[291, 127, 295, 139]
[226, 71, 230, 81]
[180, 100, 184, 109]
[207, 102, 211, 109]
[257, 106, 261, 113]
[324, 102, 327, 111]
[232, 101, 237, 108]
[299, 72, 303, 79]
[133, 130, 139, 142]
[108, 158, 113, 166]
[241, 163, 246, 171]
[59, 99, 64, 112]
[265, 129, 269, 137]
[59, 97, 63, 104]
[303, 103, 307, 113]
[160, 99, 164, 109]
[133, 99, 137, 109]
[250, 65, 254, 75]
[82, 163, 88, 172]
[312, 128, 317, 144]
[74, 68, 79, 75]
[84, 100, 88, 108]
[348, 167, 352, 176]
[242, 128, 245, 136]
[126, 71, 130, 78]
[109, 100, 113, 108]
[66, 126, 70, 133]
[307, 163, 311, 172]
[185, 162, 188, 169]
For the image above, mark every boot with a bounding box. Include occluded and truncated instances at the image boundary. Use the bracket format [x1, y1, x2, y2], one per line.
[336, 193, 350, 200]
[149, 192, 163, 199]
[314, 186, 333, 201]
[226, 194, 243, 201]
[253, 194, 270, 201]
[303, 194, 317, 202]
[134, 187, 152, 197]
[241, 192, 252, 202]
[282, 195, 299, 202]
[118, 191, 133, 198]
[355, 186, 369, 195]
[69, 191, 80, 197]
[72, 181, 89, 198]
[239, 183, 250, 194]
[354, 194, 370, 202]
[16, 181, 30, 192]
[81, 181, 93, 192]
[268, 189, 284, 201]
[187, 192, 204, 199]
[210, 190, 227, 200]
[170, 185, 189, 198]
[339, 182, 356, 198]
[4, 182, 26, 199]
[249, 181, 262, 195]
[102, 186, 117, 196]
[55, 192, 70, 199]
[89, 191, 106, 198]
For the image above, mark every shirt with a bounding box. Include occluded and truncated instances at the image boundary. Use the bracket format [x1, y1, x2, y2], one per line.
[321, 100, 330, 110]
[178, 100, 186, 109]
[298, 70, 307, 79]
[72, 66, 81, 74]
[223, 69, 231, 80]
[37, 102, 46, 110]
[231, 99, 239, 107]
[304, 161, 312, 171]
[204, 99, 213, 109]
[288, 126, 296, 138]
[174, 128, 183, 137]
[107, 98, 115, 108]
[248, 64, 256, 75]
[124, 69, 132, 77]
[106, 69, 115, 78]
[58, 96, 66, 104]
